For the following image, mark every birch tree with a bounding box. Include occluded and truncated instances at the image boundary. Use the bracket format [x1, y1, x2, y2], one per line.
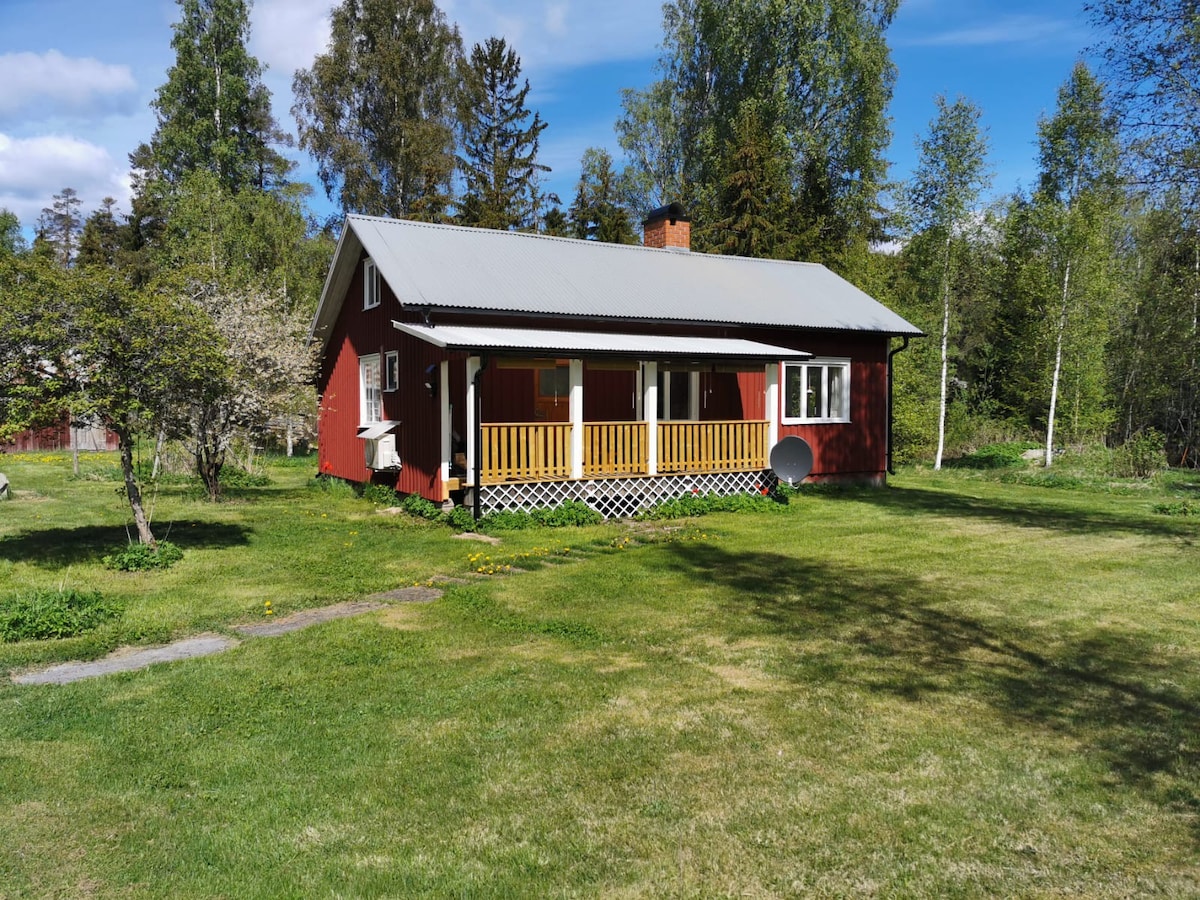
[1034, 63, 1121, 465]
[905, 96, 991, 469]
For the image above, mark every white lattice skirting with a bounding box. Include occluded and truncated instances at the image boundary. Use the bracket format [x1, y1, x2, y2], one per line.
[477, 470, 779, 519]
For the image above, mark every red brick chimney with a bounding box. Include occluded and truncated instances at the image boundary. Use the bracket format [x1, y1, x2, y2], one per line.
[642, 202, 690, 251]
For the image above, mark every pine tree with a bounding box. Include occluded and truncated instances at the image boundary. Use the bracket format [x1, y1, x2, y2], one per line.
[141, 0, 291, 193]
[35, 187, 83, 268]
[293, 0, 463, 219]
[456, 37, 548, 231]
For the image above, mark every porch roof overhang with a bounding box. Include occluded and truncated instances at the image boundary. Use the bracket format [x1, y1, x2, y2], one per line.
[392, 321, 812, 363]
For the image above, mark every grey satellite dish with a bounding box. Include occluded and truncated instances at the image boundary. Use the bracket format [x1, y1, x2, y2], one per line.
[769, 436, 813, 486]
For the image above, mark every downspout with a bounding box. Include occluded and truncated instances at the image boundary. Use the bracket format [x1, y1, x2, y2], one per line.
[472, 355, 489, 522]
[887, 336, 910, 476]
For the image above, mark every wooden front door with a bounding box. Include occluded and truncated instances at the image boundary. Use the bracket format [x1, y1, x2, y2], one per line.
[534, 364, 570, 422]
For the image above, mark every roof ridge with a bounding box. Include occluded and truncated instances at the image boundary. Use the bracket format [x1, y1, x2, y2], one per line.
[346, 214, 830, 269]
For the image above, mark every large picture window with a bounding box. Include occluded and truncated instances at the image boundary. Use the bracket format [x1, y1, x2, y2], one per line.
[363, 259, 380, 309]
[783, 359, 850, 424]
[360, 354, 382, 424]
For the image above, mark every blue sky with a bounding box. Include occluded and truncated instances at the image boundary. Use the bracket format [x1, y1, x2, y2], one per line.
[0, 0, 1098, 234]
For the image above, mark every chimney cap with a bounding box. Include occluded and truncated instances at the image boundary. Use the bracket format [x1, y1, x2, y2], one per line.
[643, 202, 690, 226]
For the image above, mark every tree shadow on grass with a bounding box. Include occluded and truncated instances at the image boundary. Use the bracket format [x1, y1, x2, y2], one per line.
[808, 483, 1196, 543]
[0, 521, 252, 568]
[660, 539, 1200, 841]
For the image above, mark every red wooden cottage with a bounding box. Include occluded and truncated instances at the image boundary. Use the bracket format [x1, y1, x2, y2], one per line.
[311, 205, 921, 517]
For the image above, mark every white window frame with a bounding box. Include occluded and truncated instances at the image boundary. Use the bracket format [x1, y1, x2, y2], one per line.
[360, 354, 382, 424]
[383, 350, 399, 392]
[782, 358, 851, 424]
[363, 258, 380, 310]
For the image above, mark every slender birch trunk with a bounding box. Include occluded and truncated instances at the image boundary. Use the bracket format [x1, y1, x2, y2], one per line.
[1045, 258, 1072, 467]
[934, 234, 952, 470]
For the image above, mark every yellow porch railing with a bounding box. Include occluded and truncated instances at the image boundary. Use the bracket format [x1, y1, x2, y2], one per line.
[658, 420, 769, 474]
[480, 420, 769, 483]
[481, 422, 572, 483]
[583, 422, 649, 477]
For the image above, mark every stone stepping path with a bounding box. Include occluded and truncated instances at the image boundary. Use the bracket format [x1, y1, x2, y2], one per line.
[11, 587, 443, 686]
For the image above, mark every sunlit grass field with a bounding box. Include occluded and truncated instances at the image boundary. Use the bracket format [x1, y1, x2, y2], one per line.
[2, 452, 1199, 896]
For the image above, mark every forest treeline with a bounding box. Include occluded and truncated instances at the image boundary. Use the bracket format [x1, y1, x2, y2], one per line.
[3, 0, 1198, 540]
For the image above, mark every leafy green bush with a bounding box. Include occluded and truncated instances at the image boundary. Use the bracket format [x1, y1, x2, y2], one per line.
[1112, 430, 1168, 478]
[361, 482, 400, 506]
[950, 442, 1038, 469]
[1153, 500, 1198, 517]
[636, 490, 785, 520]
[474, 500, 602, 531]
[103, 541, 184, 571]
[0, 588, 124, 642]
[446, 506, 476, 531]
[530, 500, 602, 527]
[219, 468, 271, 488]
[399, 492, 442, 518]
[312, 474, 356, 497]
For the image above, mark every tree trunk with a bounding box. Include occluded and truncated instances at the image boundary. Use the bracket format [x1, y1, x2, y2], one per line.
[934, 235, 952, 471]
[118, 429, 156, 546]
[286, 419, 294, 457]
[151, 426, 166, 479]
[1045, 258, 1072, 468]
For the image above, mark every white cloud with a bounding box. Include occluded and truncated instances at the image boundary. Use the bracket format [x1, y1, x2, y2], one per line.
[0, 50, 138, 122]
[252, 0, 660, 81]
[251, 0, 332, 77]
[0, 133, 130, 225]
[898, 14, 1082, 48]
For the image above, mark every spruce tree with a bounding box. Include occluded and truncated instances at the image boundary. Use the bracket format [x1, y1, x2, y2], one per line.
[141, 0, 291, 193]
[568, 149, 637, 244]
[456, 37, 548, 231]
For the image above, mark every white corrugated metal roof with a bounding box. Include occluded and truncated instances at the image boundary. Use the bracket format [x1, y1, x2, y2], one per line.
[312, 216, 922, 347]
[393, 321, 812, 360]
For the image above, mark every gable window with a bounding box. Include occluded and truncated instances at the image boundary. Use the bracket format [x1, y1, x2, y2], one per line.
[383, 350, 399, 392]
[360, 354, 382, 424]
[783, 359, 850, 424]
[363, 259, 380, 310]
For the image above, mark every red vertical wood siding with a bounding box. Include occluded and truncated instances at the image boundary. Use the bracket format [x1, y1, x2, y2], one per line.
[584, 367, 637, 421]
[318, 262, 898, 489]
[317, 255, 449, 501]
[775, 335, 889, 478]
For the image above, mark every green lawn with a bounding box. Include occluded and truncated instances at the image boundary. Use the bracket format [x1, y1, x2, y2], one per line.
[2, 453, 1199, 897]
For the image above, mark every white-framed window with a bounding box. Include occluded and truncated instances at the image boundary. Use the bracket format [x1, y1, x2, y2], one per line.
[383, 350, 399, 392]
[360, 354, 382, 424]
[783, 359, 851, 424]
[363, 258, 380, 309]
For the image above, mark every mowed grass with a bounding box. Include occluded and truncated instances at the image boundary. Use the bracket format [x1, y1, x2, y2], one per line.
[2, 453, 1200, 897]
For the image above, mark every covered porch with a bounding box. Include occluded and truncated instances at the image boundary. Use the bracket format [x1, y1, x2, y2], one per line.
[396, 322, 808, 497]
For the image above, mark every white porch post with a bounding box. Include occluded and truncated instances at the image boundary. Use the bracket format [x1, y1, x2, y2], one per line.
[569, 358, 584, 479]
[688, 371, 701, 420]
[766, 362, 780, 449]
[644, 361, 658, 475]
[465, 355, 480, 485]
[438, 359, 451, 498]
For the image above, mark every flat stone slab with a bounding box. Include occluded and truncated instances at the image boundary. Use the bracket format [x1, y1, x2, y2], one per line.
[12, 589, 450, 685]
[233, 600, 390, 636]
[12, 634, 239, 685]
